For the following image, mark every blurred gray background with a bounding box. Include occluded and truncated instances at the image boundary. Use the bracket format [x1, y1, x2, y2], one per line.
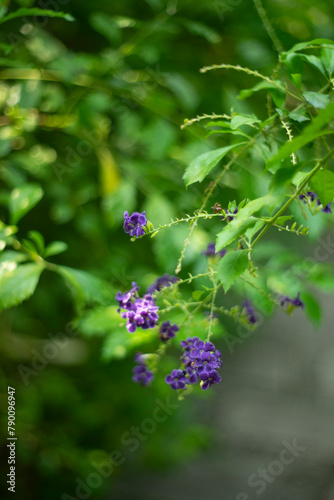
[112, 288, 334, 500]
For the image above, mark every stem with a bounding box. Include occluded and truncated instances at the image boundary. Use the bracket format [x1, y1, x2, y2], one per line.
[253, 0, 284, 53]
[206, 268, 218, 341]
[250, 147, 334, 249]
[200, 64, 301, 101]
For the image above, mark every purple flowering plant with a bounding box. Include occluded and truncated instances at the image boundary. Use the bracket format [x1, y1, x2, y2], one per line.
[44, 21, 334, 400]
[112, 39, 334, 394]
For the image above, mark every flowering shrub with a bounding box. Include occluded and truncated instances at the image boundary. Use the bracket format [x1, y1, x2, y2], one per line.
[0, 2, 334, 404]
[113, 40, 334, 394]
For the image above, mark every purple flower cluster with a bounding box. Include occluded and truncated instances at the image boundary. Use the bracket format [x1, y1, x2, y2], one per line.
[280, 292, 304, 310]
[202, 242, 226, 258]
[159, 321, 179, 341]
[166, 337, 222, 391]
[132, 353, 154, 386]
[123, 211, 147, 237]
[116, 282, 159, 333]
[299, 192, 332, 214]
[242, 299, 257, 325]
[146, 274, 179, 294]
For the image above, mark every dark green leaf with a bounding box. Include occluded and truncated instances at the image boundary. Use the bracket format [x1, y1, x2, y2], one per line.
[0, 8, 75, 24]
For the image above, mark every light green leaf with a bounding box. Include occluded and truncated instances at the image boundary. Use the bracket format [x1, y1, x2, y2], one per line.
[230, 114, 260, 130]
[301, 291, 322, 326]
[275, 216, 294, 225]
[27, 230, 44, 255]
[303, 91, 330, 109]
[0, 8, 74, 24]
[283, 38, 334, 55]
[55, 265, 113, 305]
[266, 102, 334, 169]
[298, 54, 326, 77]
[183, 142, 246, 186]
[288, 109, 310, 122]
[216, 196, 272, 250]
[0, 263, 45, 311]
[218, 250, 248, 292]
[79, 306, 121, 337]
[321, 47, 334, 76]
[9, 184, 44, 225]
[44, 241, 68, 258]
[309, 169, 334, 206]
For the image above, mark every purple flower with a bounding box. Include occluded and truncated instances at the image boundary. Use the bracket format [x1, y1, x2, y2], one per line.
[159, 321, 179, 341]
[242, 299, 257, 325]
[299, 192, 332, 214]
[202, 242, 226, 258]
[280, 292, 304, 310]
[146, 274, 179, 294]
[199, 369, 221, 390]
[132, 353, 154, 386]
[116, 281, 139, 311]
[322, 203, 332, 214]
[166, 337, 222, 391]
[165, 369, 188, 390]
[123, 211, 147, 238]
[223, 205, 238, 222]
[116, 284, 159, 333]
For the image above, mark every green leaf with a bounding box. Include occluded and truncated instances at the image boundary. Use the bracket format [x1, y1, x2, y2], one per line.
[321, 47, 334, 76]
[266, 102, 334, 169]
[230, 114, 260, 130]
[303, 91, 330, 109]
[27, 230, 44, 256]
[216, 196, 273, 250]
[275, 216, 294, 225]
[309, 169, 334, 206]
[301, 291, 322, 326]
[79, 306, 121, 337]
[0, 8, 75, 24]
[298, 54, 326, 77]
[288, 109, 310, 123]
[0, 263, 45, 311]
[217, 250, 248, 292]
[183, 142, 246, 186]
[44, 241, 68, 258]
[55, 265, 113, 305]
[9, 184, 44, 225]
[283, 38, 334, 55]
[238, 81, 286, 107]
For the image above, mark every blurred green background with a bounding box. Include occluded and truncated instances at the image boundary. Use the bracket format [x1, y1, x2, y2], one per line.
[1, 0, 334, 499]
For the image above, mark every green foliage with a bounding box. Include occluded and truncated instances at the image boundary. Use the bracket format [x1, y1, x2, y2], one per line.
[1, 0, 334, 497]
[218, 250, 249, 292]
[0, 8, 74, 24]
[183, 142, 246, 186]
[309, 169, 334, 206]
[9, 183, 44, 224]
[0, 261, 45, 311]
